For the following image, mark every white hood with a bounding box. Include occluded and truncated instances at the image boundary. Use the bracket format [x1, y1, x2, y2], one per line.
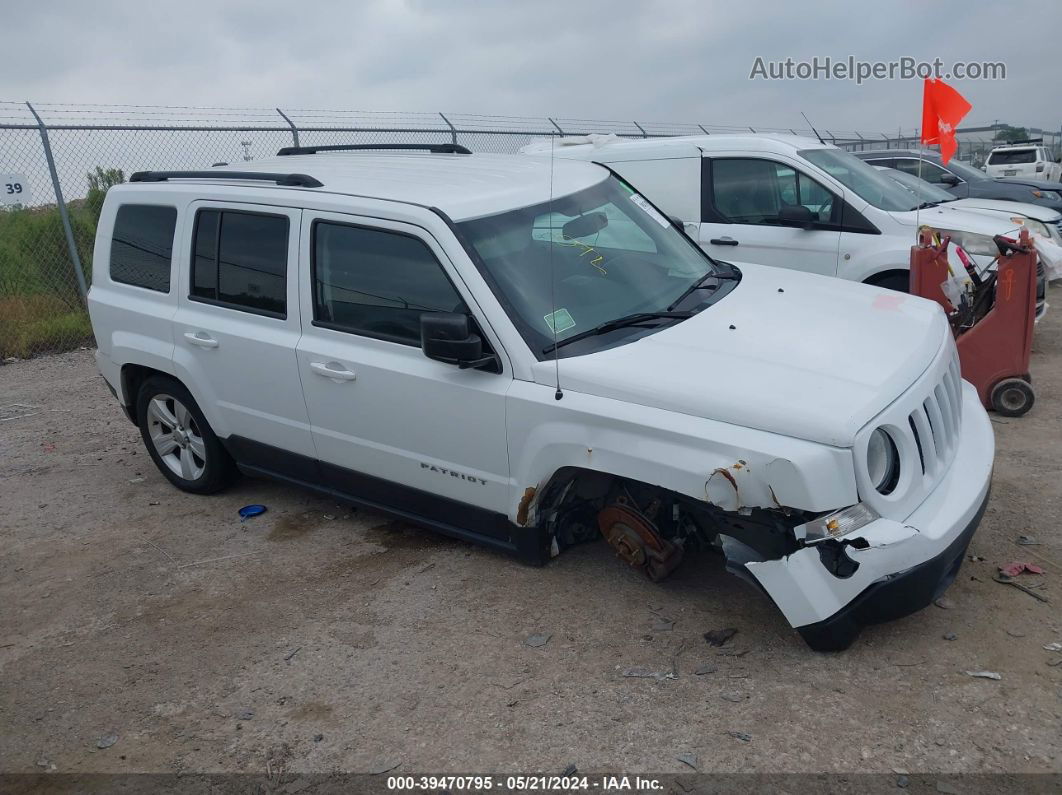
[535, 263, 950, 448]
[889, 204, 1022, 238]
[948, 198, 1061, 224]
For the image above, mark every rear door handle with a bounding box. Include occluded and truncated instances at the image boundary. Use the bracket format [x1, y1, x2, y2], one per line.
[709, 237, 739, 246]
[309, 361, 357, 382]
[184, 331, 219, 348]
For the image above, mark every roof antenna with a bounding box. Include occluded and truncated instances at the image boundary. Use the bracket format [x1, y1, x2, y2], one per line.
[801, 112, 826, 145]
[548, 133, 563, 400]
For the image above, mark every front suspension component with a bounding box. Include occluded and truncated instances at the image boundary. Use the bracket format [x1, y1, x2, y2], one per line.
[597, 497, 683, 582]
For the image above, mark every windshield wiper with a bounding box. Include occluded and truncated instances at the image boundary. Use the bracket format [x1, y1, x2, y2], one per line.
[544, 311, 693, 353]
[666, 270, 739, 311]
[915, 201, 939, 210]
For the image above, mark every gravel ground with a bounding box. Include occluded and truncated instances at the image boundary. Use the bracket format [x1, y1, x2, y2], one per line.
[1, 306, 1060, 778]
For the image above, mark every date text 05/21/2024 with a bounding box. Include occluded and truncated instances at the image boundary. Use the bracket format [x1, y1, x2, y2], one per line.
[386, 775, 665, 791]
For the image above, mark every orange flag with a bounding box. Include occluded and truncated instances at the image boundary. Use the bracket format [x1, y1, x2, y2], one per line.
[920, 78, 972, 164]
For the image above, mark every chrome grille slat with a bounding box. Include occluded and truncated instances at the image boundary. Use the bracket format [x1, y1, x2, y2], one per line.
[952, 375, 962, 431]
[936, 381, 956, 442]
[948, 360, 963, 418]
[923, 396, 947, 457]
[910, 409, 938, 475]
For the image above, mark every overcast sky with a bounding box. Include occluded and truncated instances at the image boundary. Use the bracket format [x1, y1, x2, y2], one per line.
[2, 0, 1060, 134]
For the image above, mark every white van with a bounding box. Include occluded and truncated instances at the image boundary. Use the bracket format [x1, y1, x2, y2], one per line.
[522, 135, 1036, 296]
[86, 145, 993, 651]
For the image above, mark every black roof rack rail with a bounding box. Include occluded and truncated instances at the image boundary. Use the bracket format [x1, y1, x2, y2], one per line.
[129, 170, 323, 188]
[999, 138, 1044, 146]
[276, 143, 472, 156]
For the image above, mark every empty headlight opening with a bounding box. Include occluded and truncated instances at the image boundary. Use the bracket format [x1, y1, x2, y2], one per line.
[867, 428, 900, 495]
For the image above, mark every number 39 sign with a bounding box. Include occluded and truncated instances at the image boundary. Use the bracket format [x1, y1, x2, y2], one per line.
[1, 174, 30, 205]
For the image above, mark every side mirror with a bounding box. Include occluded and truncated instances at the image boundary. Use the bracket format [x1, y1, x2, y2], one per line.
[777, 204, 815, 228]
[939, 173, 960, 186]
[421, 312, 495, 370]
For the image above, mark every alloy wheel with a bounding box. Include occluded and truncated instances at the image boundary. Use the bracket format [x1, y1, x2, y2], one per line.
[147, 394, 207, 481]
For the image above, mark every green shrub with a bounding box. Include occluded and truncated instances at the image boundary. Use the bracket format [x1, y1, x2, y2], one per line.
[0, 294, 94, 358]
[0, 166, 122, 356]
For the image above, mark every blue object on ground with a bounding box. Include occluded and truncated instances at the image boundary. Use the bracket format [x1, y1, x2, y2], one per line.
[239, 504, 267, 521]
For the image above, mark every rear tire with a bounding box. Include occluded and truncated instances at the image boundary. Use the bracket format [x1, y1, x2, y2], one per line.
[990, 378, 1034, 417]
[136, 376, 236, 494]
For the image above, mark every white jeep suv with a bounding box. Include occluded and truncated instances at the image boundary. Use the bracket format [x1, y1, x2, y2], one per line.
[88, 144, 994, 651]
[984, 142, 1061, 181]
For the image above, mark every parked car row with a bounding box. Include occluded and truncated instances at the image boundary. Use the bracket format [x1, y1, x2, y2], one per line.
[873, 165, 1062, 244]
[89, 138, 1008, 651]
[852, 148, 1062, 213]
[522, 134, 1050, 316]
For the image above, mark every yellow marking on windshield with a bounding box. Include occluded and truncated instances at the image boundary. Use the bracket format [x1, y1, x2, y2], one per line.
[560, 233, 607, 274]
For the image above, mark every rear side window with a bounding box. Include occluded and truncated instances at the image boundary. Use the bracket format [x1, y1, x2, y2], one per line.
[312, 222, 465, 345]
[191, 209, 289, 317]
[892, 158, 950, 184]
[110, 204, 177, 292]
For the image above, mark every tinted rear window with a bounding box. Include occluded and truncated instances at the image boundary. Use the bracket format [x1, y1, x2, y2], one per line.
[110, 204, 177, 292]
[989, 149, 1037, 165]
[191, 209, 289, 317]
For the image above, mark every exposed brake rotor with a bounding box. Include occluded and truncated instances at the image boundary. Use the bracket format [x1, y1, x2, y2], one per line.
[597, 498, 683, 582]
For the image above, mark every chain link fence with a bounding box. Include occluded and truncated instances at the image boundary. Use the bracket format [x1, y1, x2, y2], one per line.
[2, 101, 1058, 358]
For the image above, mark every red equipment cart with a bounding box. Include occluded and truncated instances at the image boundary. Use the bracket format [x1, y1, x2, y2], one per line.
[909, 227, 1038, 416]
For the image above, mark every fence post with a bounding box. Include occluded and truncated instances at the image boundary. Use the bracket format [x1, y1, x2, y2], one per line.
[548, 117, 564, 135]
[633, 121, 647, 138]
[276, 107, 300, 147]
[26, 101, 88, 304]
[698, 125, 710, 135]
[439, 113, 458, 146]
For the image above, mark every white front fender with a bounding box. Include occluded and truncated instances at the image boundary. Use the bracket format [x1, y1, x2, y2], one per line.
[505, 380, 858, 526]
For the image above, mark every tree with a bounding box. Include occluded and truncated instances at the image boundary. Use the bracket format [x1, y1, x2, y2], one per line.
[85, 167, 125, 223]
[993, 125, 1029, 143]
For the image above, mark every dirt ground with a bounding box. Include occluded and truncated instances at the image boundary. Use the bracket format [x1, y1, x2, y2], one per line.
[1, 306, 1061, 779]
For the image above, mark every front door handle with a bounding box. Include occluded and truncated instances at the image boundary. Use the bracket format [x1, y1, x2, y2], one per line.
[709, 237, 739, 246]
[184, 331, 219, 348]
[309, 361, 357, 382]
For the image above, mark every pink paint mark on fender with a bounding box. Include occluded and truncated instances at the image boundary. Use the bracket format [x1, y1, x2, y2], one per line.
[872, 294, 907, 311]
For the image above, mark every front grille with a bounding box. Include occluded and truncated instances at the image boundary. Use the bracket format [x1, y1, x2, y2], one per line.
[856, 341, 964, 520]
[905, 354, 963, 478]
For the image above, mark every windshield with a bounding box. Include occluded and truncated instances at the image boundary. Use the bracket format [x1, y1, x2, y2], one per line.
[800, 148, 919, 212]
[877, 168, 956, 203]
[457, 175, 726, 358]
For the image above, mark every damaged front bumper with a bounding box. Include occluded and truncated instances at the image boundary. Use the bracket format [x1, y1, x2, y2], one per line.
[745, 379, 994, 651]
